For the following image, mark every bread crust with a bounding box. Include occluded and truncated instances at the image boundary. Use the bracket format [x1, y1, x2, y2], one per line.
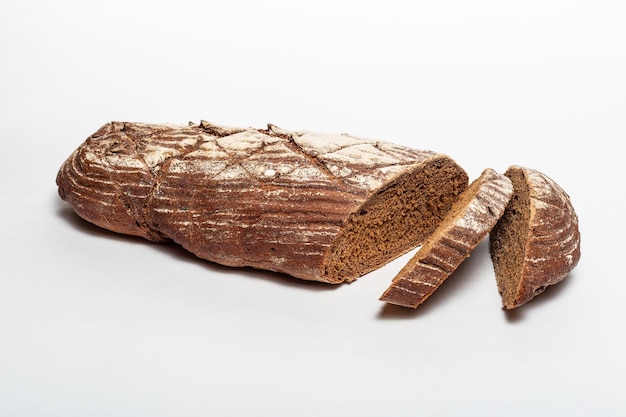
[489, 166, 581, 309]
[57, 121, 468, 283]
[380, 168, 513, 308]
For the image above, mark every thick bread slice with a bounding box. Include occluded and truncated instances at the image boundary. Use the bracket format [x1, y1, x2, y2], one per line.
[379, 168, 513, 308]
[489, 166, 581, 309]
[56, 121, 468, 283]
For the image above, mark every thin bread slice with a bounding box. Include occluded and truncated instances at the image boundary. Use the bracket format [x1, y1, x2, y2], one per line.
[380, 168, 513, 308]
[489, 166, 581, 309]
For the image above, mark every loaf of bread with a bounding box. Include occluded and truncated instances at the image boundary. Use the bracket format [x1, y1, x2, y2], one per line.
[379, 168, 513, 308]
[56, 121, 468, 283]
[489, 166, 581, 309]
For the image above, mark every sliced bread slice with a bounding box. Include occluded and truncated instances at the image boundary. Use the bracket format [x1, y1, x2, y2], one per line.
[380, 168, 513, 308]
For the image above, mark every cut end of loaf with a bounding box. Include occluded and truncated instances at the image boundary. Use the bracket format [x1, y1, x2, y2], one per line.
[322, 157, 468, 283]
[489, 166, 581, 309]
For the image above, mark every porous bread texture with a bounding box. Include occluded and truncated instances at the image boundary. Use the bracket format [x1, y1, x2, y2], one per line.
[324, 157, 468, 282]
[489, 166, 581, 309]
[57, 121, 469, 284]
[380, 168, 513, 308]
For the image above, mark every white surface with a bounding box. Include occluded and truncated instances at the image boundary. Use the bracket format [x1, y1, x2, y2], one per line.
[1, 1, 625, 416]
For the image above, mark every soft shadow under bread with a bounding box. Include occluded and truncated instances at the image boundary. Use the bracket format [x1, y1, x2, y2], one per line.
[503, 272, 577, 323]
[55, 198, 338, 292]
[377, 239, 492, 319]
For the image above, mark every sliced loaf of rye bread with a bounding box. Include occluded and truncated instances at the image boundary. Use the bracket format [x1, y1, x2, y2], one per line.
[56, 121, 469, 283]
[379, 168, 514, 308]
[489, 166, 581, 309]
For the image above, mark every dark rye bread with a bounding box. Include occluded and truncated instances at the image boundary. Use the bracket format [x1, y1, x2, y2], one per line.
[57, 121, 468, 283]
[489, 166, 581, 309]
[380, 168, 513, 308]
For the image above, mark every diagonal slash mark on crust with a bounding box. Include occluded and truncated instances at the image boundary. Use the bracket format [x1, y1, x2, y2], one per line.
[264, 125, 342, 183]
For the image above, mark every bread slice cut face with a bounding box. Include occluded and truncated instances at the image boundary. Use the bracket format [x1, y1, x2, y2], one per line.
[489, 166, 581, 309]
[380, 168, 514, 308]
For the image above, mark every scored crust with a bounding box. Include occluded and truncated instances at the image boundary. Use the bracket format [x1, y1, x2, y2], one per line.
[379, 168, 513, 308]
[489, 166, 581, 309]
[57, 121, 468, 283]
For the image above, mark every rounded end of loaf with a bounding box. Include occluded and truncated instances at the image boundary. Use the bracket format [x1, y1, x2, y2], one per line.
[489, 165, 581, 309]
[56, 122, 167, 242]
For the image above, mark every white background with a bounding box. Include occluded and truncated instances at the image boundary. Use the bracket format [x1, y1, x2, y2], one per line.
[1, 1, 625, 416]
